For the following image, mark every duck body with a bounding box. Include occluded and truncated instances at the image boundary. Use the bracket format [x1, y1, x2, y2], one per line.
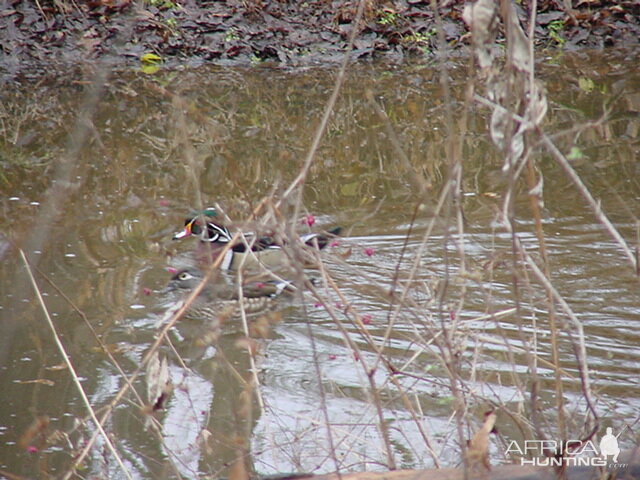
[172, 208, 341, 271]
[165, 267, 295, 322]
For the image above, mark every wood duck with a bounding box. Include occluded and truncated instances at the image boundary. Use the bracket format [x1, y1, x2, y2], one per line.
[172, 208, 341, 271]
[165, 267, 296, 322]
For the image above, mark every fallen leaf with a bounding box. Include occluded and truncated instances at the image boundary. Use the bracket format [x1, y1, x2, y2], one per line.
[145, 352, 171, 413]
[466, 411, 497, 471]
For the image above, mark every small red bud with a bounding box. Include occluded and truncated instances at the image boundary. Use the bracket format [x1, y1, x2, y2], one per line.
[303, 214, 315, 227]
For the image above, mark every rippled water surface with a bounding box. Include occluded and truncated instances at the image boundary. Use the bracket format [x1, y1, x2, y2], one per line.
[1, 49, 639, 478]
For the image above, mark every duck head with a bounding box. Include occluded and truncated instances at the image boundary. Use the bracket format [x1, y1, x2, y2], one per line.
[172, 208, 232, 244]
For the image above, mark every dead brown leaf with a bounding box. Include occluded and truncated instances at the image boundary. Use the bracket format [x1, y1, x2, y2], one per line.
[466, 411, 497, 472]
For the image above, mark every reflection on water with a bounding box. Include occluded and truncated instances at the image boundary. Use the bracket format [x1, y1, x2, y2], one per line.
[1, 49, 639, 478]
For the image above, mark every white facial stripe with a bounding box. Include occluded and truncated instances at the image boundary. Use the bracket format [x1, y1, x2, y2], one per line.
[206, 223, 231, 243]
[202, 232, 220, 243]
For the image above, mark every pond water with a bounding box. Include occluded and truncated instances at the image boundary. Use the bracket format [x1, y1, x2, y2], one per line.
[1, 48, 639, 479]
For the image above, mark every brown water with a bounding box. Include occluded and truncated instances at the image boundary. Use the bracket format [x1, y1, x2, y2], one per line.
[1, 49, 639, 478]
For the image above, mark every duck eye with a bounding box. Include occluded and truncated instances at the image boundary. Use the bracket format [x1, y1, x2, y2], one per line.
[178, 272, 191, 280]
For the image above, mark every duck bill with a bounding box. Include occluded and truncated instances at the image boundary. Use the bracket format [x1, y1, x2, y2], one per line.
[172, 226, 192, 240]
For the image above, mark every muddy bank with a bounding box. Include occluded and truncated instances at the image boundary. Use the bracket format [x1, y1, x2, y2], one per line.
[1, 0, 639, 78]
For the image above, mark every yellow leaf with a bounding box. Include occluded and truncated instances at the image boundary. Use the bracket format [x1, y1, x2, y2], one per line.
[578, 77, 595, 93]
[140, 64, 161, 75]
[140, 52, 162, 65]
[140, 53, 162, 74]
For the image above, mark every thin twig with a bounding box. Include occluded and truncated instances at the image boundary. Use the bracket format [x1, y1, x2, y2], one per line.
[499, 220, 599, 429]
[20, 249, 135, 480]
[541, 133, 637, 273]
[61, 231, 240, 478]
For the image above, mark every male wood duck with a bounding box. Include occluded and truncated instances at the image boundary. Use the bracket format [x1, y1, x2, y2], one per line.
[172, 208, 341, 271]
[165, 267, 296, 322]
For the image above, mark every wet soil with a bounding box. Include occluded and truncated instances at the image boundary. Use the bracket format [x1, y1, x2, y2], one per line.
[1, 0, 639, 78]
